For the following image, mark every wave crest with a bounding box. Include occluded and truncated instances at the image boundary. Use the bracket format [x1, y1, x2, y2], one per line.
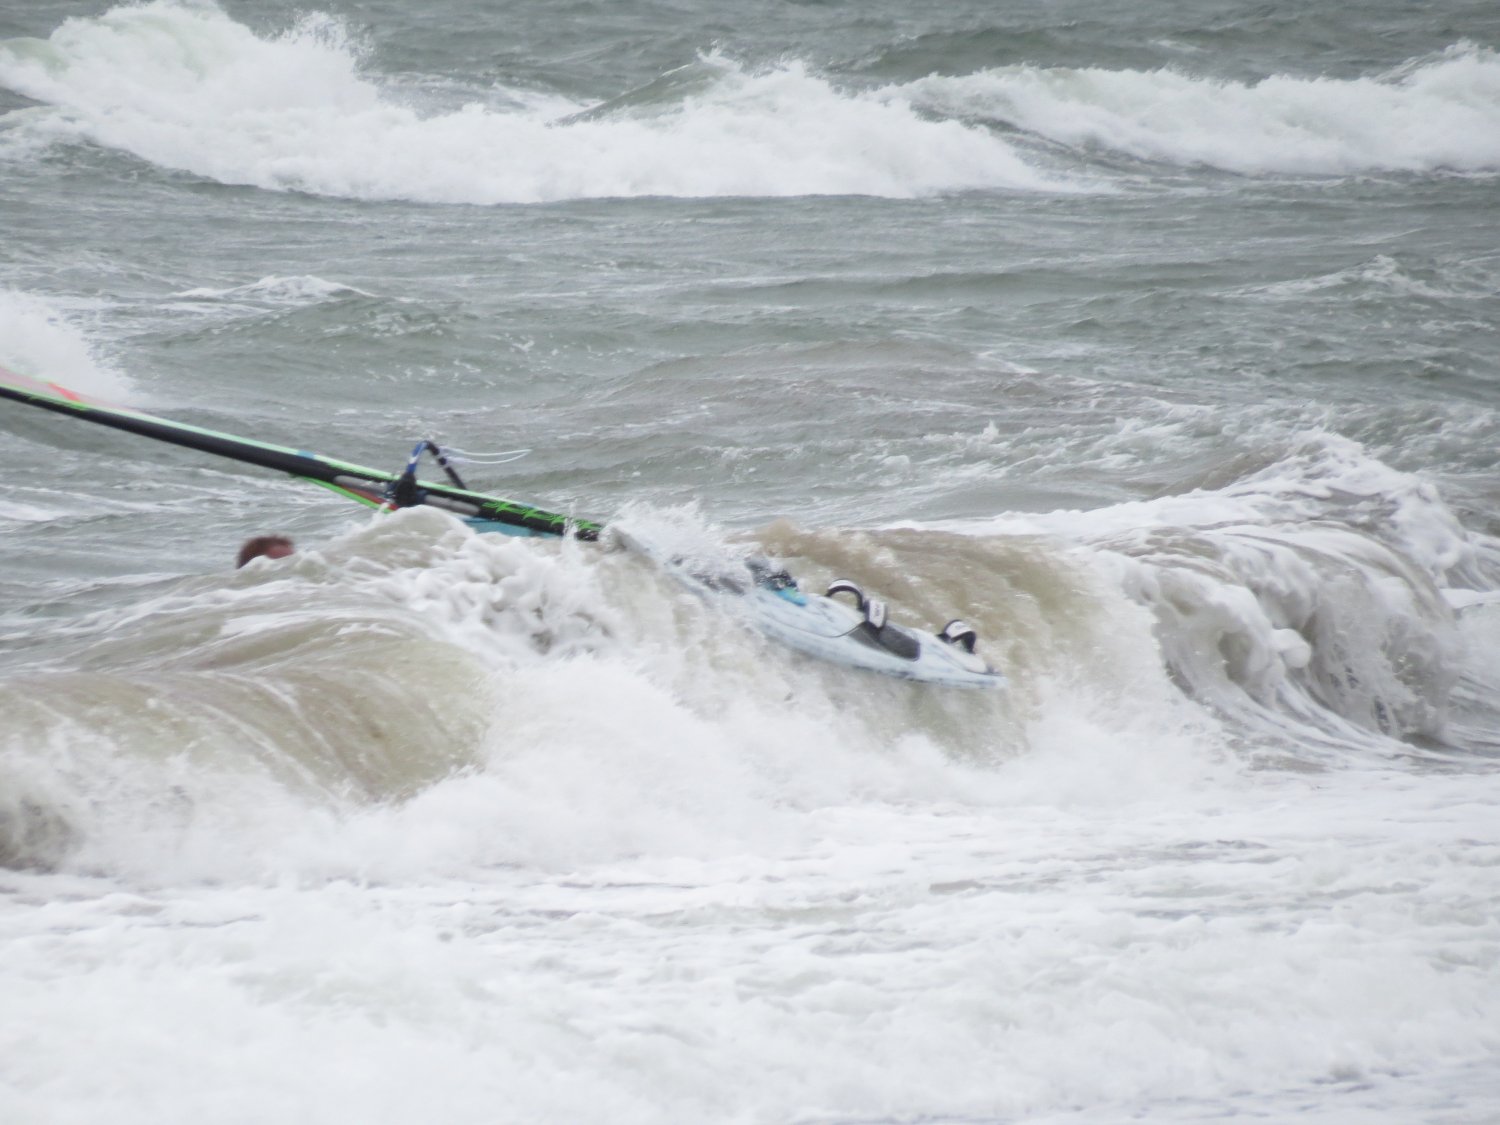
[0, 3, 1059, 202]
[896, 42, 1500, 175]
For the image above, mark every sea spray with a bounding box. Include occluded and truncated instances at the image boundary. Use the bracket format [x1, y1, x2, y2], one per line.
[0, 289, 132, 400]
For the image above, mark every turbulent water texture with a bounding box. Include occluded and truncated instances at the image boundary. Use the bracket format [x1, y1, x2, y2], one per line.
[3, 3, 1500, 205]
[2, 1, 1499, 1122]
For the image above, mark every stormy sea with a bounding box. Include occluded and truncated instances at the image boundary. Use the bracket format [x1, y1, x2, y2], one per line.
[2, 1, 1498, 1120]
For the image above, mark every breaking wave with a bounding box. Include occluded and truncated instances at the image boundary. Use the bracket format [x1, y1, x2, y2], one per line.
[4, 434, 1497, 875]
[0, 2, 1059, 203]
[895, 42, 1500, 175]
[4, 2, 1496, 201]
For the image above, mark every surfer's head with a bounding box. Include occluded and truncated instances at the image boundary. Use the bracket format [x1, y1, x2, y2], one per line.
[236, 535, 295, 568]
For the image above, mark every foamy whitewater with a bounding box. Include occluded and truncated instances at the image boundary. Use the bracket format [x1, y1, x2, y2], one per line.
[2, 1, 1499, 1122]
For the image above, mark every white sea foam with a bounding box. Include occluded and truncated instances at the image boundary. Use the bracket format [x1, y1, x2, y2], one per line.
[171, 275, 375, 304]
[0, 288, 132, 398]
[0, 2, 1061, 203]
[950, 433, 1491, 759]
[897, 41, 1500, 175]
[2, 715, 1497, 1124]
[1232, 253, 1500, 302]
[0, 498, 63, 522]
[2, 490, 1498, 1123]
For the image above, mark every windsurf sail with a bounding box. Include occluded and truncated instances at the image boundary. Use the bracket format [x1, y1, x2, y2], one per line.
[0, 365, 601, 540]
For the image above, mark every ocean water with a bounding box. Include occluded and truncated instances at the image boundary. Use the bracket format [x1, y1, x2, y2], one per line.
[2, 1, 1500, 1121]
